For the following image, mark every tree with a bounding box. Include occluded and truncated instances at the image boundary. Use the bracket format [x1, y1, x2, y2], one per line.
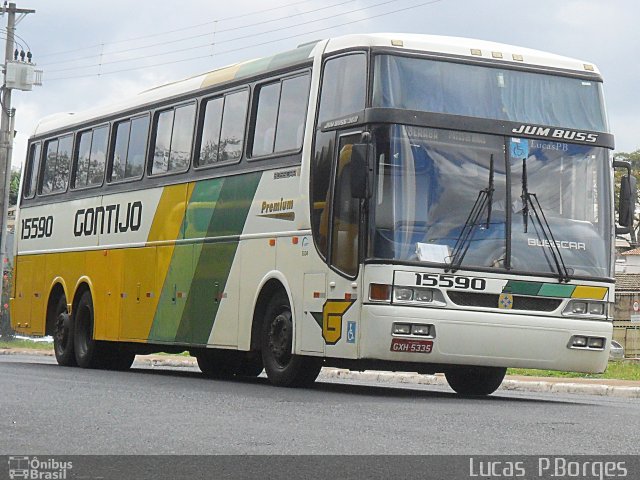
[9, 168, 20, 206]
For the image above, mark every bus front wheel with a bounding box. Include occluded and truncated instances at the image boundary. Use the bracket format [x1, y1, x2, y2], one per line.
[444, 366, 507, 396]
[261, 291, 322, 387]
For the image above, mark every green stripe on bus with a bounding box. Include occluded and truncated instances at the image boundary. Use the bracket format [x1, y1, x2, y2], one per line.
[537, 283, 576, 298]
[503, 281, 543, 296]
[148, 179, 225, 343]
[176, 172, 262, 345]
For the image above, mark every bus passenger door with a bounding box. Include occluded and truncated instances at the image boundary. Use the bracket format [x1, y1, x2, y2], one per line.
[324, 132, 363, 360]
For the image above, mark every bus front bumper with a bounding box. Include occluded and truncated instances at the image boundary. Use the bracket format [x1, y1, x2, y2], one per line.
[359, 305, 612, 373]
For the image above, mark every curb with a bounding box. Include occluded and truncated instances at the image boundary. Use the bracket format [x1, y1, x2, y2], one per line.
[3, 348, 639, 398]
[319, 368, 640, 398]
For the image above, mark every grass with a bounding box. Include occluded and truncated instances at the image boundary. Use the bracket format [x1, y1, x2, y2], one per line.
[0, 338, 53, 350]
[508, 361, 640, 382]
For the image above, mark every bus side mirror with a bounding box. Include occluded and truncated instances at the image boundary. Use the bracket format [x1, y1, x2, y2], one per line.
[350, 143, 371, 199]
[614, 160, 636, 233]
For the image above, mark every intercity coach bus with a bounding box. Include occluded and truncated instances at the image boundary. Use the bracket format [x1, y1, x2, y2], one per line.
[11, 34, 630, 395]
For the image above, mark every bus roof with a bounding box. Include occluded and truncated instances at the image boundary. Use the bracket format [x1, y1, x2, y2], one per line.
[32, 33, 600, 138]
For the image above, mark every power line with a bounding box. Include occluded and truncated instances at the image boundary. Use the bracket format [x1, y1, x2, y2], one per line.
[0, 27, 30, 52]
[46, 0, 404, 74]
[39, 0, 359, 68]
[37, 0, 326, 59]
[47, 0, 443, 82]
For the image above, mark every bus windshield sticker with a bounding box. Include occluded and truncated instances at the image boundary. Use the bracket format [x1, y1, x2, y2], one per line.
[416, 243, 449, 263]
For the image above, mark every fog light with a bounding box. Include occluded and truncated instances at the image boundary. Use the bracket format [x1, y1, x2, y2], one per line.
[411, 324, 430, 336]
[588, 337, 605, 349]
[572, 336, 588, 347]
[572, 302, 587, 314]
[414, 289, 433, 302]
[588, 303, 604, 315]
[394, 288, 413, 301]
[393, 323, 411, 335]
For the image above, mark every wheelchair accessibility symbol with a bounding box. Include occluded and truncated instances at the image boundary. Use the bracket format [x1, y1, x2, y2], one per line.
[347, 321, 356, 344]
[510, 138, 529, 159]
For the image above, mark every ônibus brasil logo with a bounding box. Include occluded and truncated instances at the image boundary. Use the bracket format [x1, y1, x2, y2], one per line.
[8, 456, 72, 479]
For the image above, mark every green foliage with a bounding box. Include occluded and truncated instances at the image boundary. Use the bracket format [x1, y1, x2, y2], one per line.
[0, 264, 13, 339]
[508, 361, 640, 381]
[9, 168, 20, 206]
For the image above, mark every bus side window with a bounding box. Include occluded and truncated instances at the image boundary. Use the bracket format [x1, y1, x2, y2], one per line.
[109, 114, 150, 182]
[40, 134, 72, 195]
[274, 74, 310, 152]
[151, 103, 196, 175]
[23, 142, 41, 198]
[251, 72, 310, 157]
[197, 89, 248, 167]
[317, 53, 367, 124]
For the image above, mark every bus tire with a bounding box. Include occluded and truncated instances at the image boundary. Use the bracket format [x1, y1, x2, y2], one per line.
[444, 366, 507, 396]
[196, 349, 237, 379]
[53, 296, 76, 367]
[73, 290, 108, 369]
[103, 345, 135, 371]
[235, 352, 263, 377]
[261, 291, 322, 387]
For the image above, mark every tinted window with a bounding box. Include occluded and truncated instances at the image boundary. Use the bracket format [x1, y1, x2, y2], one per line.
[110, 114, 149, 182]
[41, 140, 58, 194]
[24, 142, 41, 198]
[311, 131, 334, 259]
[55, 135, 73, 192]
[152, 103, 195, 175]
[41, 135, 72, 195]
[219, 90, 248, 162]
[198, 90, 248, 167]
[74, 125, 108, 189]
[170, 104, 196, 171]
[252, 82, 280, 157]
[127, 115, 149, 178]
[89, 125, 108, 186]
[75, 131, 92, 188]
[252, 73, 310, 157]
[199, 97, 223, 166]
[111, 120, 131, 181]
[318, 54, 367, 123]
[153, 110, 173, 174]
[274, 75, 310, 152]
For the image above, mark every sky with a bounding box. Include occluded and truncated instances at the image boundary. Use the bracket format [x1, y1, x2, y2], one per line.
[4, 0, 640, 169]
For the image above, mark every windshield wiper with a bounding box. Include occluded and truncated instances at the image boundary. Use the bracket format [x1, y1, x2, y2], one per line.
[447, 154, 494, 273]
[520, 158, 571, 282]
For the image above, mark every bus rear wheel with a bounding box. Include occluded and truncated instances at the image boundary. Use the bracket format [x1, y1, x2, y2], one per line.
[73, 290, 134, 370]
[74, 291, 105, 369]
[261, 292, 322, 387]
[444, 366, 507, 396]
[53, 296, 76, 366]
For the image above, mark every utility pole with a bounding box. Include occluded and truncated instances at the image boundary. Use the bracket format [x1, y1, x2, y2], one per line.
[0, 2, 35, 312]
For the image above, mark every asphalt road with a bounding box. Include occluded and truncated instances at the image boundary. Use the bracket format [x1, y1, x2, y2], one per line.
[2, 354, 639, 455]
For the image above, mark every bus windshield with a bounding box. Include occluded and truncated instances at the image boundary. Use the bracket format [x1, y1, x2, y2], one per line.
[373, 54, 608, 132]
[369, 125, 612, 279]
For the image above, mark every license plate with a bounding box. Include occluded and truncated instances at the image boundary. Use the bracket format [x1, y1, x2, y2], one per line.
[390, 338, 433, 353]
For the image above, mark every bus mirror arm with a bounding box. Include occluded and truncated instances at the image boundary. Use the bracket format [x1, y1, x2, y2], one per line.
[614, 159, 637, 238]
[350, 143, 372, 199]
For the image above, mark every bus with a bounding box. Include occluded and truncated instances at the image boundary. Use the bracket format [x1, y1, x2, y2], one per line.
[10, 33, 629, 396]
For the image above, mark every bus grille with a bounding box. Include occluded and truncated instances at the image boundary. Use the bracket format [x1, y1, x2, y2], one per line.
[446, 292, 562, 312]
